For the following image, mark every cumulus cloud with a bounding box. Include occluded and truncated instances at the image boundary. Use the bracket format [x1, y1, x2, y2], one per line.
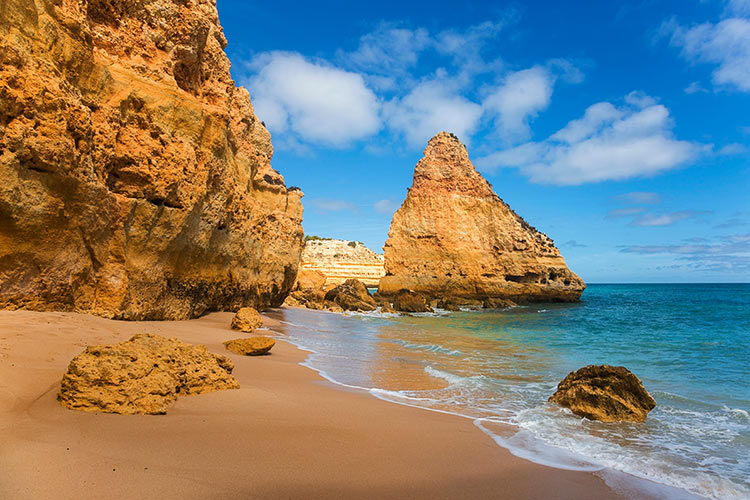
[665, 7, 750, 92]
[338, 24, 430, 87]
[475, 93, 701, 185]
[246, 52, 381, 147]
[483, 66, 555, 142]
[384, 80, 483, 147]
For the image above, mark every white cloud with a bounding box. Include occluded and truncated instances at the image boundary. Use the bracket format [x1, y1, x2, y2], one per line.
[339, 25, 430, 81]
[666, 13, 750, 92]
[476, 93, 701, 185]
[728, 0, 750, 17]
[306, 198, 358, 212]
[373, 199, 401, 214]
[246, 52, 381, 147]
[483, 66, 555, 142]
[684, 81, 708, 94]
[630, 210, 708, 227]
[613, 192, 661, 204]
[384, 80, 483, 147]
[718, 142, 748, 154]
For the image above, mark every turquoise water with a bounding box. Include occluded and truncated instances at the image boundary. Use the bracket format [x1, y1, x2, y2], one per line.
[267, 284, 750, 500]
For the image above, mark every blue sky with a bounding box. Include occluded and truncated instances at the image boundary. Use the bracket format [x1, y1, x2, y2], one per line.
[217, 0, 749, 283]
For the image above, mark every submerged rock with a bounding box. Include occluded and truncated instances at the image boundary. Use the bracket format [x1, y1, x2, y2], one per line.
[392, 289, 433, 313]
[482, 298, 517, 309]
[549, 365, 656, 423]
[231, 307, 263, 332]
[0, 0, 304, 320]
[379, 132, 584, 304]
[58, 334, 239, 415]
[224, 337, 275, 356]
[324, 279, 377, 312]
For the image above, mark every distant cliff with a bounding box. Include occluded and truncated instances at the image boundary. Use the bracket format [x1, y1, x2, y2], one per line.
[0, 0, 304, 319]
[379, 132, 584, 303]
[301, 239, 384, 287]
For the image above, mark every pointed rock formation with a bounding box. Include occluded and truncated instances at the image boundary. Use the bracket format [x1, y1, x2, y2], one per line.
[379, 132, 584, 303]
[0, 0, 304, 319]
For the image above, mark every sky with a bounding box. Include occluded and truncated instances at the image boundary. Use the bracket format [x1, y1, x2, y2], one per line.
[217, 0, 749, 283]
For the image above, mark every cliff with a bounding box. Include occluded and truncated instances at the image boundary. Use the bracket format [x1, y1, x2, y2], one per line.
[0, 0, 304, 319]
[300, 239, 384, 287]
[379, 132, 584, 303]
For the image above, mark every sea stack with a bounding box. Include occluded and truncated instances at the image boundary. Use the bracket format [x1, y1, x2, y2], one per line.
[0, 0, 304, 319]
[379, 132, 584, 303]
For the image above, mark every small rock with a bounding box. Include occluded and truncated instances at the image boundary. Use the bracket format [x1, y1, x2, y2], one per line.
[549, 364, 656, 423]
[224, 337, 275, 356]
[231, 307, 263, 332]
[392, 289, 433, 313]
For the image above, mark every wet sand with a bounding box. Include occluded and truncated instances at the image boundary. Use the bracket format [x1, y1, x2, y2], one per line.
[0, 309, 636, 499]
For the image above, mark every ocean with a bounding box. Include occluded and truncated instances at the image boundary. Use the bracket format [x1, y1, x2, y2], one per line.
[267, 284, 750, 500]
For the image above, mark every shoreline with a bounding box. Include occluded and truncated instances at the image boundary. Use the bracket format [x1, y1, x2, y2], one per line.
[0, 309, 696, 499]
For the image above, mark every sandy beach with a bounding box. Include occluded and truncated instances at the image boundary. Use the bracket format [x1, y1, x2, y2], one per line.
[0, 308, 646, 500]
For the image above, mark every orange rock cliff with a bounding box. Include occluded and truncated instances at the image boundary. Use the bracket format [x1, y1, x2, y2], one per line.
[0, 0, 304, 319]
[379, 132, 585, 303]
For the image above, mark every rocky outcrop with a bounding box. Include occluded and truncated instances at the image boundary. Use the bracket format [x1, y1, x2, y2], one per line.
[324, 279, 377, 312]
[379, 132, 584, 303]
[301, 239, 384, 287]
[231, 307, 263, 332]
[0, 0, 304, 320]
[392, 289, 433, 313]
[549, 365, 656, 423]
[224, 337, 275, 356]
[58, 334, 239, 414]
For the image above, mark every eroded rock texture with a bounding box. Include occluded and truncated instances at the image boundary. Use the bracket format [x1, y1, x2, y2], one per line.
[379, 132, 584, 303]
[0, 0, 304, 319]
[58, 334, 239, 415]
[549, 365, 656, 423]
[224, 336, 275, 356]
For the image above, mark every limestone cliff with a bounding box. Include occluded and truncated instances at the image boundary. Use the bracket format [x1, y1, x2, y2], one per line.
[301, 239, 384, 287]
[0, 0, 304, 319]
[379, 132, 584, 303]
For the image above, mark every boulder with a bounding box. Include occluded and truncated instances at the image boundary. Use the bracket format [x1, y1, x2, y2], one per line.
[58, 334, 239, 415]
[393, 289, 433, 313]
[380, 302, 396, 314]
[296, 269, 327, 291]
[379, 132, 585, 304]
[224, 337, 275, 356]
[0, 0, 304, 320]
[549, 365, 656, 423]
[324, 279, 377, 312]
[231, 307, 263, 332]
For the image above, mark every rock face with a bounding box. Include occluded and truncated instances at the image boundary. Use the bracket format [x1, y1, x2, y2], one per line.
[224, 336, 275, 356]
[0, 0, 304, 320]
[301, 239, 385, 287]
[549, 365, 656, 423]
[324, 279, 377, 312]
[379, 132, 584, 303]
[58, 334, 239, 414]
[231, 307, 263, 332]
